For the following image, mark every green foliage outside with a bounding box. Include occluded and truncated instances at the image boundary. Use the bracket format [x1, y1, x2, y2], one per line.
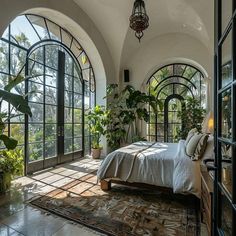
[176, 97, 206, 139]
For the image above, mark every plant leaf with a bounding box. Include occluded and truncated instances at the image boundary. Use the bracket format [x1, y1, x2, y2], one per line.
[0, 89, 32, 117]
[0, 134, 18, 150]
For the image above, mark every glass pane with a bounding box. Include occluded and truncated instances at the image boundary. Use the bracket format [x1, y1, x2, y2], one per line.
[220, 193, 232, 235]
[27, 15, 50, 40]
[74, 77, 82, 94]
[45, 141, 56, 158]
[45, 67, 57, 87]
[29, 124, 43, 142]
[70, 40, 83, 58]
[148, 124, 156, 136]
[65, 75, 73, 91]
[65, 108, 73, 123]
[84, 124, 90, 136]
[10, 45, 27, 76]
[28, 61, 44, 83]
[45, 105, 57, 123]
[64, 124, 72, 138]
[28, 82, 43, 103]
[45, 124, 57, 141]
[221, 90, 231, 139]
[10, 108, 25, 123]
[74, 93, 82, 108]
[0, 40, 9, 73]
[65, 52, 73, 75]
[74, 124, 82, 137]
[29, 103, 43, 123]
[29, 47, 44, 64]
[221, 142, 232, 196]
[74, 137, 82, 151]
[61, 29, 73, 49]
[10, 124, 24, 145]
[46, 19, 60, 41]
[45, 45, 58, 70]
[45, 86, 57, 104]
[74, 109, 82, 123]
[64, 139, 73, 154]
[0, 73, 9, 89]
[82, 68, 90, 82]
[65, 91, 73, 107]
[10, 15, 39, 48]
[221, 30, 232, 88]
[157, 124, 164, 137]
[29, 143, 43, 161]
[221, 0, 232, 34]
[84, 136, 90, 155]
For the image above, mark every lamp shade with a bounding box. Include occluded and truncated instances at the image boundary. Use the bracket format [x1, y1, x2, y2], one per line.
[202, 111, 214, 134]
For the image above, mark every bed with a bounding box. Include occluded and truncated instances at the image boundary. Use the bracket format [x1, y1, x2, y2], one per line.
[97, 139, 211, 198]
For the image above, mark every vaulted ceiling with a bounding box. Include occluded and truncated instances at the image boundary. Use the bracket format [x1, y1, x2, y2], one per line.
[73, 0, 214, 75]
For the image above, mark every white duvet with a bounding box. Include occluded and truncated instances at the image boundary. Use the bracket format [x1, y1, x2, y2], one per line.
[97, 140, 201, 198]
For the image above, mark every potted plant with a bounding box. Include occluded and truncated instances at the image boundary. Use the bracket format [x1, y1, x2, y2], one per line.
[87, 105, 106, 159]
[0, 149, 24, 193]
[0, 73, 33, 193]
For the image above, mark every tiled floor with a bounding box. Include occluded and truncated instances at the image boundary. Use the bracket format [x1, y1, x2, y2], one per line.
[0, 157, 208, 236]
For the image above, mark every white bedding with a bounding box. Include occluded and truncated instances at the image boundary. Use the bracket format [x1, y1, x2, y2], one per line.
[97, 140, 201, 198]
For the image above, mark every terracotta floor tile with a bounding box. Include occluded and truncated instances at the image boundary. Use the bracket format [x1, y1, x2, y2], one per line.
[68, 182, 94, 195]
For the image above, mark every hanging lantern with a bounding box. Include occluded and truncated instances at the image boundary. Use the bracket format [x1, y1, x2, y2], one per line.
[129, 0, 149, 42]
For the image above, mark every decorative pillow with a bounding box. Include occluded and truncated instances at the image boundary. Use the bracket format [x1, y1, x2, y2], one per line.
[186, 133, 209, 160]
[185, 128, 198, 145]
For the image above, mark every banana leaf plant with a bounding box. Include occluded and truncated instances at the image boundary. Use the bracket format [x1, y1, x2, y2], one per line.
[0, 74, 33, 150]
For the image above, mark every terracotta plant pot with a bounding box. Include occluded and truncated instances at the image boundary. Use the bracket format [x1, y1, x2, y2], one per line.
[0, 172, 11, 194]
[91, 148, 101, 159]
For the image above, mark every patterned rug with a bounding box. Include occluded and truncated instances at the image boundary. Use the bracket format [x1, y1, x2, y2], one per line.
[30, 180, 200, 236]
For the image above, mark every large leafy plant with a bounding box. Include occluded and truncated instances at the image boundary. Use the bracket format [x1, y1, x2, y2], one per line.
[177, 96, 205, 139]
[0, 74, 32, 150]
[104, 84, 158, 150]
[87, 105, 106, 149]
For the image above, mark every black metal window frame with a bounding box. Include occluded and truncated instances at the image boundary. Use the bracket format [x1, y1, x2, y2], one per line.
[214, 0, 236, 235]
[147, 63, 205, 143]
[0, 14, 96, 174]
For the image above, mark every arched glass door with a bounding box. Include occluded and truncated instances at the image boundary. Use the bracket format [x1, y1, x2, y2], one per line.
[0, 14, 95, 174]
[147, 63, 205, 142]
[164, 95, 184, 142]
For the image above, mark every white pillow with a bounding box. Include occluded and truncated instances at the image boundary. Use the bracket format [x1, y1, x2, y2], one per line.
[186, 133, 209, 160]
[202, 135, 214, 160]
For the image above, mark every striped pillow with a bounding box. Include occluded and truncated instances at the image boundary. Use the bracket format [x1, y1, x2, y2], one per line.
[185, 128, 198, 145]
[186, 133, 209, 160]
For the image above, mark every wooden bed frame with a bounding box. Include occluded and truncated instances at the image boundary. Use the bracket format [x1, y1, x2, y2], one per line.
[100, 179, 173, 193]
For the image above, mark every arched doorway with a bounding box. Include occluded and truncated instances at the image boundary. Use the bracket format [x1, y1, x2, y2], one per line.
[0, 14, 95, 173]
[164, 94, 184, 142]
[147, 63, 206, 142]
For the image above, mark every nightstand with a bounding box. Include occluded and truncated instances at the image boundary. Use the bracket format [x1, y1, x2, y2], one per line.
[200, 166, 214, 236]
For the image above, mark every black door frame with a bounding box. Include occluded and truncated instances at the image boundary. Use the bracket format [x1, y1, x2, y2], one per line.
[214, 0, 236, 235]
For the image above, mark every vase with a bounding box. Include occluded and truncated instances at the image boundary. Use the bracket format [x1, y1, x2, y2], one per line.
[91, 148, 101, 159]
[0, 172, 11, 194]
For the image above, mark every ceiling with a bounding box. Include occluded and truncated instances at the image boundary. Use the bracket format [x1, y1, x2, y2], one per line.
[73, 0, 214, 74]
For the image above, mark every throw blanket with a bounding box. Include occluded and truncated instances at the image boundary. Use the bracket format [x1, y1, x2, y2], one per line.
[97, 140, 201, 198]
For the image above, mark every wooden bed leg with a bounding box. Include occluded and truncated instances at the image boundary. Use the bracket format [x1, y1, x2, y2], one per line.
[100, 180, 111, 191]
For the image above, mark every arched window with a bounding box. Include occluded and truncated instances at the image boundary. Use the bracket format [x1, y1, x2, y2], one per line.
[147, 63, 206, 143]
[0, 14, 95, 173]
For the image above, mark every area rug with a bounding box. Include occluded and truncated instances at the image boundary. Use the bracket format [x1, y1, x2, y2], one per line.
[30, 180, 200, 236]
